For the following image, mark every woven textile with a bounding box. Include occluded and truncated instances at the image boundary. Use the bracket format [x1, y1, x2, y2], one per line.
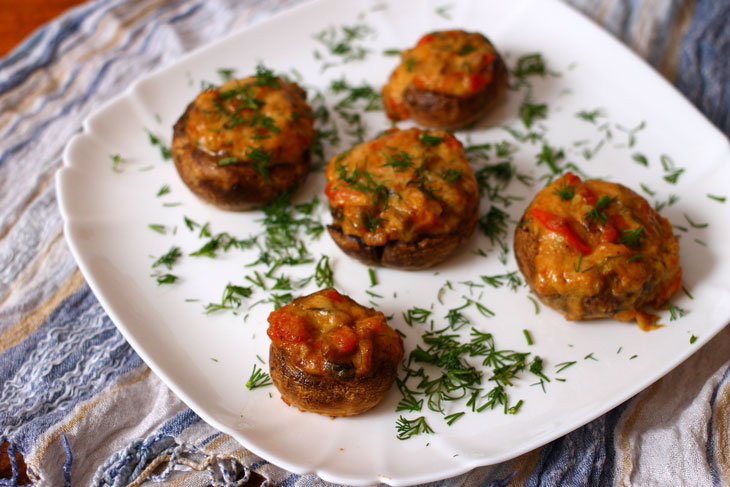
[1, 0, 729, 485]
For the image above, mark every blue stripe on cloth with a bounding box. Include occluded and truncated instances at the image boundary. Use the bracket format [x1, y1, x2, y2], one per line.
[0, 15, 86, 96]
[1, 65, 83, 139]
[523, 401, 629, 486]
[168, 2, 203, 24]
[0, 25, 49, 72]
[0, 0, 193, 170]
[0, 284, 143, 449]
[676, 0, 730, 135]
[158, 407, 202, 437]
[705, 362, 730, 487]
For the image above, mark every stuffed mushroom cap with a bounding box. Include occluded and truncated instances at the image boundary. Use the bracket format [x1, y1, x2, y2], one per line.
[382, 30, 508, 129]
[172, 67, 314, 210]
[324, 127, 480, 269]
[514, 172, 682, 329]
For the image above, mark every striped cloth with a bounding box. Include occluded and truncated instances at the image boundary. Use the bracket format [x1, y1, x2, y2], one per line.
[1, 0, 728, 485]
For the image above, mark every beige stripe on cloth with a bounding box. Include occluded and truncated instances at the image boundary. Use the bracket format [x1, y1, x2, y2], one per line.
[0, 268, 85, 352]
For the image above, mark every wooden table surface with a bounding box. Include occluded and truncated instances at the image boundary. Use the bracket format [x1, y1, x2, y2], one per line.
[0, 0, 88, 56]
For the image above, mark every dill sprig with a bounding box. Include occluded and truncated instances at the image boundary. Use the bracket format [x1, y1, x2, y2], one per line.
[246, 364, 273, 390]
[396, 415, 434, 440]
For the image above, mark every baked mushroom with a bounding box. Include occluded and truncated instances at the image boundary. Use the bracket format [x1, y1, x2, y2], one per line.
[267, 288, 404, 417]
[514, 172, 682, 329]
[324, 127, 479, 270]
[382, 30, 508, 129]
[172, 66, 314, 210]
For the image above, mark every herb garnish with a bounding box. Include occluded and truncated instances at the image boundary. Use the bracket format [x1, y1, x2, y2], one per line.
[152, 246, 182, 270]
[110, 153, 123, 173]
[575, 108, 605, 124]
[315, 255, 334, 287]
[554, 181, 575, 200]
[204, 283, 253, 314]
[707, 194, 726, 203]
[246, 364, 273, 389]
[684, 213, 708, 228]
[157, 185, 171, 197]
[148, 224, 166, 234]
[519, 102, 547, 128]
[217, 67, 236, 81]
[313, 24, 374, 70]
[418, 132, 444, 146]
[618, 226, 644, 248]
[396, 415, 434, 440]
[585, 196, 614, 225]
[632, 153, 649, 166]
[145, 130, 172, 160]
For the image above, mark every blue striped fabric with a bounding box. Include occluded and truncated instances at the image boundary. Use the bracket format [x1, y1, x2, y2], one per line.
[1, 1, 728, 486]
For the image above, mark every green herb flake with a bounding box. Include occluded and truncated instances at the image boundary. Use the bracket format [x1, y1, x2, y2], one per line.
[315, 255, 334, 288]
[217, 156, 239, 166]
[707, 194, 726, 203]
[148, 224, 166, 234]
[155, 274, 178, 285]
[682, 285, 694, 300]
[632, 153, 649, 166]
[584, 352, 598, 361]
[618, 226, 644, 248]
[585, 196, 614, 225]
[109, 153, 123, 173]
[396, 416, 434, 440]
[626, 254, 644, 263]
[519, 102, 548, 128]
[383, 48, 402, 56]
[246, 364, 273, 390]
[690, 334, 698, 344]
[435, 4, 453, 19]
[684, 213, 708, 229]
[575, 108, 605, 124]
[145, 129, 172, 160]
[523, 329, 534, 346]
[217, 67, 236, 81]
[368, 268, 377, 287]
[156, 185, 171, 197]
[418, 132, 444, 146]
[152, 246, 182, 270]
[555, 361, 576, 373]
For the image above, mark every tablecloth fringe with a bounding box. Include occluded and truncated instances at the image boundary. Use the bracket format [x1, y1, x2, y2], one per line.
[91, 432, 268, 487]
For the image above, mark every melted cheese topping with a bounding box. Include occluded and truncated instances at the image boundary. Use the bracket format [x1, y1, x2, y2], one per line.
[324, 127, 478, 246]
[184, 76, 313, 165]
[267, 289, 403, 376]
[382, 30, 499, 121]
[523, 173, 681, 321]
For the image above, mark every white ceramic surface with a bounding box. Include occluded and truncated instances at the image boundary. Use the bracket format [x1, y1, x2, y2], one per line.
[57, 0, 730, 485]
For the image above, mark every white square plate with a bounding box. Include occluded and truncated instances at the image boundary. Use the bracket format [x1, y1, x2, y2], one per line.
[56, 0, 730, 485]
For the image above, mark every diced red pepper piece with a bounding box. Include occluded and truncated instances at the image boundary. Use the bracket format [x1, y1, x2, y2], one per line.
[321, 288, 345, 303]
[330, 326, 358, 353]
[267, 309, 311, 344]
[531, 208, 593, 255]
[417, 33, 435, 47]
[563, 172, 582, 186]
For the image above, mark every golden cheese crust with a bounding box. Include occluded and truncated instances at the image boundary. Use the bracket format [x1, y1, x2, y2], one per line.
[514, 172, 682, 327]
[382, 30, 508, 129]
[267, 288, 404, 416]
[172, 73, 314, 209]
[324, 127, 479, 269]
